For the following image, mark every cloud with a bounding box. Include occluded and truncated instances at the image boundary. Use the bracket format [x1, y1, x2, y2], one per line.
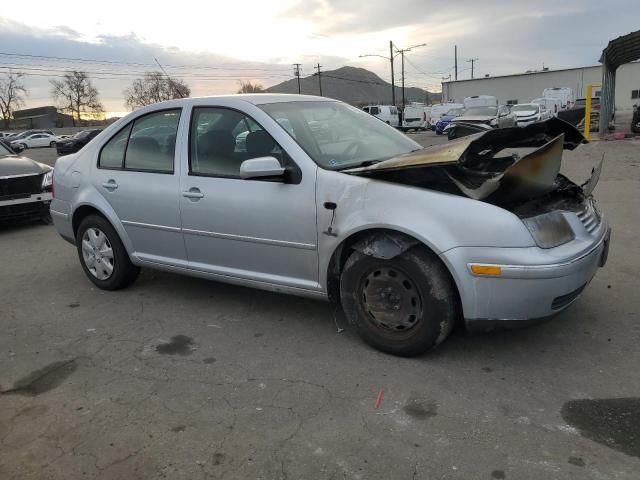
[0, 17, 311, 112]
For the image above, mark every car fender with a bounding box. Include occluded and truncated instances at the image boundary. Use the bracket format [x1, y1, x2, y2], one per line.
[316, 169, 535, 290]
[71, 186, 135, 255]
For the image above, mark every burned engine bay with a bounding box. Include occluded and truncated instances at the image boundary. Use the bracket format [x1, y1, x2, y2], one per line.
[347, 117, 602, 218]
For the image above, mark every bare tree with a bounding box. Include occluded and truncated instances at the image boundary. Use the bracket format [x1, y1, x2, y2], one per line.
[50, 71, 104, 126]
[237, 81, 265, 94]
[124, 71, 190, 110]
[0, 70, 27, 129]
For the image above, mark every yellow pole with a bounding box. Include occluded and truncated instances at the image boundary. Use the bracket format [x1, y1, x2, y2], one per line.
[584, 85, 592, 141]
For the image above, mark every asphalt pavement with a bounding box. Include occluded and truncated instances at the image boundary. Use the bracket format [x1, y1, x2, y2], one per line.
[1, 134, 639, 479]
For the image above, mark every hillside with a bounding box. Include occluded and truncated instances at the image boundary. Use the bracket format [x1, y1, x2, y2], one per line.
[266, 66, 439, 105]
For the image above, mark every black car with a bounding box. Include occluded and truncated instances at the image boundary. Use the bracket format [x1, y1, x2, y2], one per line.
[56, 129, 102, 155]
[0, 140, 53, 223]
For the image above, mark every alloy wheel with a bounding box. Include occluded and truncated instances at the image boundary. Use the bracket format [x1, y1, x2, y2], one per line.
[81, 227, 114, 280]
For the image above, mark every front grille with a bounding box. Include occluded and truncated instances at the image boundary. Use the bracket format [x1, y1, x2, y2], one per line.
[0, 174, 43, 200]
[576, 200, 601, 234]
[551, 284, 586, 310]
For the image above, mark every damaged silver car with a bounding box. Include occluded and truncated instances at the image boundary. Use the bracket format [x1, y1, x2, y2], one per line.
[50, 96, 610, 356]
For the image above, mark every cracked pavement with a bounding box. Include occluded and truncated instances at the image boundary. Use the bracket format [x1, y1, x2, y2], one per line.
[1, 134, 640, 479]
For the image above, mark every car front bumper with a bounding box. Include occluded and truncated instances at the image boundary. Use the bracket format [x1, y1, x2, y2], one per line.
[440, 223, 610, 332]
[516, 118, 539, 127]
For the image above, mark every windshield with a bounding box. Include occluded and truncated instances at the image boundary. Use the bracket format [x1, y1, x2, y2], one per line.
[0, 142, 14, 156]
[463, 107, 497, 116]
[259, 101, 421, 170]
[446, 108, 464, 116]
[511, 104, 539, 113]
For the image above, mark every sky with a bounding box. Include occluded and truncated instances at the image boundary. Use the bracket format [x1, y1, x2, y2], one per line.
[0, 0, 638, 115]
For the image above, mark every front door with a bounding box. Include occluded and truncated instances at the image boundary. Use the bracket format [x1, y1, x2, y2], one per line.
[179, 106, 319, 291]
[92, 108, 186, 265]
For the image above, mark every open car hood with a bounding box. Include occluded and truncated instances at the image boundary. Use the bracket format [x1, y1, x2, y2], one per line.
[346, 117, 596, 204]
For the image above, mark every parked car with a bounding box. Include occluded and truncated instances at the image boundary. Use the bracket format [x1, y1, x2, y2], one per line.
[532, 97, 562, 115]
[55, 129, 103, 155]
[51, 96, 609, 357]
[9, 130, 55, 141]
[11, 132, 57, 149]
[401, 103, 428, 131]
[511, 103, 551, 126]
[0, 139, 53, 223]
[463, 95, 498, 109]
[429, 103, 463, 130]
[449, 105, 516, 130]
[362, 105, 399, 127]
[435, 107, 465, 135]
[543, 87, 574, 110]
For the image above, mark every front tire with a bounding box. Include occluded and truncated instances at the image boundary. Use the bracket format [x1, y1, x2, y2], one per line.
[340, 247, 458, 356]
[76, 214, 140, 290]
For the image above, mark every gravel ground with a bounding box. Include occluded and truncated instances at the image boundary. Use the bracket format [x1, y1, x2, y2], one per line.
[1, 133, 639, 479]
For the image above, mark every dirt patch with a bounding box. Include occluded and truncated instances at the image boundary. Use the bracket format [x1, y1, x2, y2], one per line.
[1, 360, 77, 396]
[156, 335, 195, 356]
[561, 398, 640, 458]
[403, 398, 437, 420]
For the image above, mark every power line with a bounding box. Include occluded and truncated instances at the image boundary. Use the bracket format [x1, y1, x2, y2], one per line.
[0, 51, 292, 72]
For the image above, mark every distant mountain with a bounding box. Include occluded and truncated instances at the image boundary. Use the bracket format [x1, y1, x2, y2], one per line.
[266, 66, 440, 106]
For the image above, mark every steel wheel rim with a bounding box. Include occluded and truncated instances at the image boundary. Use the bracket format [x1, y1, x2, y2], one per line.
[81, 228, 114, 280]
[359, 266, 423, 334]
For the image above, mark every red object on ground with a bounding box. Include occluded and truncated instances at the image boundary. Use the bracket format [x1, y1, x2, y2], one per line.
[614, 132, 626, 140]
[374, 389, 383, 409]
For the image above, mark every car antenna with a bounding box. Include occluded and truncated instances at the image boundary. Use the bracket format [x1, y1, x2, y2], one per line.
[154, 57, 185, 99]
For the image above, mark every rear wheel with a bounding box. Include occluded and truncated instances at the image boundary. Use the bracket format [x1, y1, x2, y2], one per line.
[340, 247, 458, 356]
[49, 141, 56, 147]
[76, 214, 139, 290]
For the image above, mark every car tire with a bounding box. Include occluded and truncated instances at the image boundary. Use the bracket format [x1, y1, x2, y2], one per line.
[435, 130, 442, 135]
[76, 214, 140, 290]
[340, 247, 458, 357]
[20, 143, 27, 150]
[49, 141, 56, 147]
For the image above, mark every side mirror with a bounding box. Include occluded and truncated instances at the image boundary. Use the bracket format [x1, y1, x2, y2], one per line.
[240, 156, 286, 181]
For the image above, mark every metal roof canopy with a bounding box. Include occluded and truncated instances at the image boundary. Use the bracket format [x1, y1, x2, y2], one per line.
[599, 30, 640, 136]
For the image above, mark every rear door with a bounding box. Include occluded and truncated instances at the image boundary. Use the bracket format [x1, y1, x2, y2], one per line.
[93, 108, 187, 265]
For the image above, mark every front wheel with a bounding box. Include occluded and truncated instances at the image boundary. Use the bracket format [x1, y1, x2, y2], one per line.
[76, 214, 140, 290]
[340, 247, 458, 356]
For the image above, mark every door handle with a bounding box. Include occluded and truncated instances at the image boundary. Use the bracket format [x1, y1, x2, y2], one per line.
[182, 188, 204, 200]
[102, 180, 118, 190]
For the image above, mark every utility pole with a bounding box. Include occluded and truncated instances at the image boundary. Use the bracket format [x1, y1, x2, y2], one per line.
[315, 63, 323, 96]
[390, 40, 396, 106]
[467, 58, 478, 79]
[401, 50, 405, 111]
[454, 45, 458, 81]
[293, 63, 302, 94]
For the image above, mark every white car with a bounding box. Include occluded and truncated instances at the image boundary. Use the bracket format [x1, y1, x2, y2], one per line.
[429, 103, 463, 129]
[11, 133, 57, 149]
[511, 103, 552, 126]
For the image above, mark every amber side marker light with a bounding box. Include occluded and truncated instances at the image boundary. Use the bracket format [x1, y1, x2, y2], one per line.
[470, 264, 502, 276]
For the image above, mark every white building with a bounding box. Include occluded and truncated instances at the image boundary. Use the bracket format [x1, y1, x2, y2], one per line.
[442, 62, 640, 112]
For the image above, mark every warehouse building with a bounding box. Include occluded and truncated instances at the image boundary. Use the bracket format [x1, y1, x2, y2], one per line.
[12, 106, 75, 129]
[442, 62, 640, 113]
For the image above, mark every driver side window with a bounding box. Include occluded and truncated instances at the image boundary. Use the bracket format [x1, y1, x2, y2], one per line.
[189, 107, 294, 179]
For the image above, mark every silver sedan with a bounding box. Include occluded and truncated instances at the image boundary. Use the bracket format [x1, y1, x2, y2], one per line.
[50, 95, 610, 356]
